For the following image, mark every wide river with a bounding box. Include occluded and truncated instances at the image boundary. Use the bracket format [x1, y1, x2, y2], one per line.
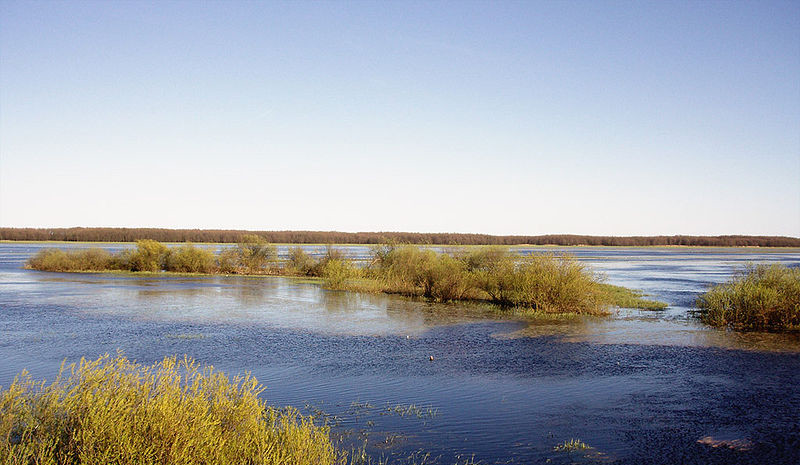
[1, 243, 799, 464]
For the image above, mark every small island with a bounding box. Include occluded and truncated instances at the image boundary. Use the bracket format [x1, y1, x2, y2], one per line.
[26, 235, 667, 315]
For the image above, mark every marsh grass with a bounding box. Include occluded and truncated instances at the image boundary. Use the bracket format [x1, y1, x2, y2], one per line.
[695, 264, 800, 331]
[359, 246, 664, 315]
[0, 354, 341, 465]
[26, 248, 116, 272]
[554, 438, 591, 452]
[596, 283, 668, 310]
[164, 244, 216, 273]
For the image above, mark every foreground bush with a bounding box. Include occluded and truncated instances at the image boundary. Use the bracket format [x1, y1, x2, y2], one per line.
[0, 354, 340, 465]
[696, 264, 800, 331]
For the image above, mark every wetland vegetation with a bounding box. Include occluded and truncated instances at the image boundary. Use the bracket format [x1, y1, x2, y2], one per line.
[26, 238, 666, 315]
[696, 264, 800, 331]
[0, 354, 340, 465]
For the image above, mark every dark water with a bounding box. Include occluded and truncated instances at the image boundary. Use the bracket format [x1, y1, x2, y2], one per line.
[1, 243, 799, 464]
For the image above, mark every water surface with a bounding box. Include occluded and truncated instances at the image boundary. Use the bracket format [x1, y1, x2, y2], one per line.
[1, 243, 799, 464]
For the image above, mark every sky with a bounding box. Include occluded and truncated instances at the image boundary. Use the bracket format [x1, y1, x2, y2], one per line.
[1, 0, 798, 236]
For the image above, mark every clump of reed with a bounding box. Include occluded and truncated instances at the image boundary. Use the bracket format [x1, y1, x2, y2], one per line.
[361, 245, 658, 315]
[26, 247, 117, 272]
[216, 235, 278, 274]
[695, 263, 800, 331]
[164, 244, 217, 273]
[27, 236, 278, 276]
[554, 438, 591, 452]
[474, 251, 604, 313]
[0, 354, 341, 464]
[366, 245, 475, 301]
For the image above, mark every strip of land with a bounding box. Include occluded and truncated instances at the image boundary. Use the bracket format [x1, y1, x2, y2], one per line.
[3, 227, 799, 247]
[25, 238, 668, 314]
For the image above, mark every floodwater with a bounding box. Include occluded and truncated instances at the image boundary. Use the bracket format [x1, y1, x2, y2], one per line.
[1, 243, 799, 464]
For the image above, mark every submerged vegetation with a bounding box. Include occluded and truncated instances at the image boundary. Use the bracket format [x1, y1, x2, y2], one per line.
[695, 264, 800, 331]
[26, 239, 666, 315]
[0, 354, 340, 464]
[554, 438, 592, 452]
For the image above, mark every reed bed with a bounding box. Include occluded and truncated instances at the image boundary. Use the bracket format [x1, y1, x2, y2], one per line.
[696, 263, 800, 331]
[0, 354, 340, 465]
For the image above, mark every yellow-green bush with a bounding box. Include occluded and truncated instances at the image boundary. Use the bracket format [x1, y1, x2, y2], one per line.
[321, 259, 357, 289]
[164, 244, 216, 273]
[236, 234, 277, 274]
[216, 247, 240, 274]
[475, 253, 604, 314]
[286, 246, 317, 276]
[0, 354, 341, 465]
[26, 248, 115, 272]
[127, 239, 169, 272]
[696, 264, 800, 331]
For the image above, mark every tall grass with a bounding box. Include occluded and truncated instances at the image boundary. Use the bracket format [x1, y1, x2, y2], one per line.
[475, 253, 603, 313]
[0, 354, 341, 464]
[359, 245, 664, 314]
[26, 248, 116, 272]
[696, 264, 800, 331]
[164, 244, 216, 273]
[126, 239, 169, 272]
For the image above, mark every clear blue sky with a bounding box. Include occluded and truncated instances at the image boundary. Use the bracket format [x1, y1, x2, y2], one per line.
[1, 0, 798, 236]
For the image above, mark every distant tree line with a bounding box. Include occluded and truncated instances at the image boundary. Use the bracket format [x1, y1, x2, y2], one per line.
[1, 227, 799, 247]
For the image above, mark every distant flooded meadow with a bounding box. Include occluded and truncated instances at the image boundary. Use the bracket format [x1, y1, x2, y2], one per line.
[1, 243, 799, 464]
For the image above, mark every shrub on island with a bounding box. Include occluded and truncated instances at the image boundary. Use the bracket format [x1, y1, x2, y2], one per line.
[164, 244, 217, 273]
[26, 248, 115, 272]
[696, 264, 800, 331]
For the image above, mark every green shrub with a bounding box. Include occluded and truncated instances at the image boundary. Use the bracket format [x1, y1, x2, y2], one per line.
[321, 258, 357, 289]
[0, 354, 340, 465]
[419, 253, 473, 301]
[368, 245, 437, 294]
[236, 234, 277, 274]
[462, 246, 510, 273]
[164, 244, 216, 273]
[26, 248, 114, 272]
[475, 253, 604, 314]
[696, 264, 800, 331]
[216, 247, 240, 274]
[127, 239, 169, 272]
[286, 246, 317, 275]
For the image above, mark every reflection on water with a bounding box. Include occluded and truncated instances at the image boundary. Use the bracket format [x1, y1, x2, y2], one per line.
[1, 243, 799, 464]
[511, 312, 800, 352]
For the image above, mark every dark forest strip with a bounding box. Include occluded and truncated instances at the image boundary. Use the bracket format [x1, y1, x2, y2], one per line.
[3, 227, 799, 247]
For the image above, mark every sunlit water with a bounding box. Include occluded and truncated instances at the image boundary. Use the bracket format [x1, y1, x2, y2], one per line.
[1, 243, 799, 464]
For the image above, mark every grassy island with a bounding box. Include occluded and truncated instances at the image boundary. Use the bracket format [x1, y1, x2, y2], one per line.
[26, 237, 667, 314]
[0, 354, 339, 464]
[695, 264, 800, 331]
